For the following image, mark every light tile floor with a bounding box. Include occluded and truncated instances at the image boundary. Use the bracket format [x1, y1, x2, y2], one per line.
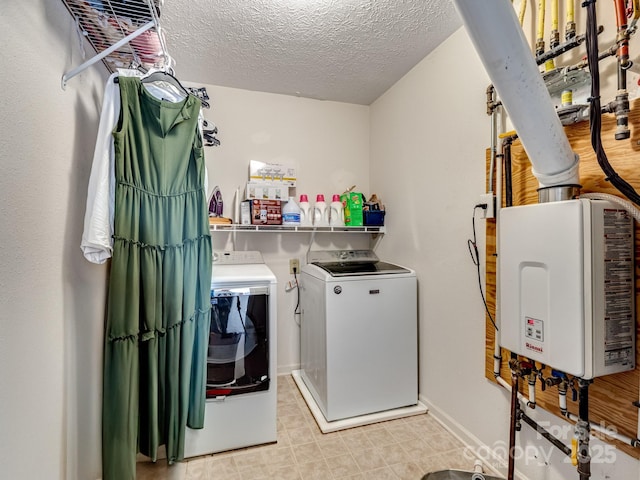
[137, 375, 476, 479]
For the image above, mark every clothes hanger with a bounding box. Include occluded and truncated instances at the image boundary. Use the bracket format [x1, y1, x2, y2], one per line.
[138, 50, 189, 97]
[141, 69, 190, 96]
[187, 86, 210, 108]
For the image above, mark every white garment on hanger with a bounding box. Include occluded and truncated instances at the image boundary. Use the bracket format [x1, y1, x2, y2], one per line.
[81, 71, 209, 264]
[81, 71, 121, 264]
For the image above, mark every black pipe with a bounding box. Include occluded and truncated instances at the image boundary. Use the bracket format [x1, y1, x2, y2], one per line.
[565, 43, 617, 74]
[578, 381, 589, 429]
[508, 372, 519, 480]
[618, 61, 628, 91]
[584, 0, 640, 206]
[577, 379, 592, 480]
[520, 411, 572, 457]
[503, 137, 515, 208]
[615, 54, 630, 140]
[614, 0, 631, 141]
[614, 90, 630, 140]
[535, 27, 602, 66]
[536, 33, 585, 65]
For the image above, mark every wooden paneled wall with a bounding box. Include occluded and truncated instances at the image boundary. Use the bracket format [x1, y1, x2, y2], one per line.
[485, 99, 640, 460]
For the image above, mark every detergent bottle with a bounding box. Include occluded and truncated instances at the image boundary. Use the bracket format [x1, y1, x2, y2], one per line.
[329, 194, 345, 226]
[299, 194, 312, 226]
[313, 194, 329, 226]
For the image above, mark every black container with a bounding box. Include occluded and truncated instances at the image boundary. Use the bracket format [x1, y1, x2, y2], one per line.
[363, 209, 385, 226]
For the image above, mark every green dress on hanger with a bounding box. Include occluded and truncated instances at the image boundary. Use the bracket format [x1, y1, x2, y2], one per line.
[102, 77, 212, 480]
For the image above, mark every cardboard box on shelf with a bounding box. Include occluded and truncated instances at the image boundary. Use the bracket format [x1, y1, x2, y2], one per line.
[249, 160, 297, 187]
[246, 199, 283, 225]
[245, 182, 286, 201]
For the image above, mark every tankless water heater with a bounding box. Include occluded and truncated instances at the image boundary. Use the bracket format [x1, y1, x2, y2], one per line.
[499, 199, 635, 379]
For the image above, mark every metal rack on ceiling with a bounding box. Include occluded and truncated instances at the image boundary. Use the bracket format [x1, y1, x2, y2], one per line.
[60, 0, 167, 88]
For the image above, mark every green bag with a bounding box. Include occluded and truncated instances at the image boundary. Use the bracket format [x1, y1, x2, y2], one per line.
[341, 192, 363, 227]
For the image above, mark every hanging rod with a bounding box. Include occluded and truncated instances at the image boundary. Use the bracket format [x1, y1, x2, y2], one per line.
[61, 20, 155, 89]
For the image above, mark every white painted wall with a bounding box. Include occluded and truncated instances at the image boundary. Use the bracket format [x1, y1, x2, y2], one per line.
[0, 4, 371, 478]
[0, 2, 108, 480]
[4, 2, 639, 479]
[370, 23, 640, 480]
[197, 84, 372, 373]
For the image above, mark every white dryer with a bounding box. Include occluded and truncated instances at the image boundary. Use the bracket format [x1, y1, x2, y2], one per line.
[184, 251, 277, 457]
[300, 250, 418, 422]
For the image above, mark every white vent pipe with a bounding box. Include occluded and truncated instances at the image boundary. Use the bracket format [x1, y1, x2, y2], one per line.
[452, 0, 579, 188]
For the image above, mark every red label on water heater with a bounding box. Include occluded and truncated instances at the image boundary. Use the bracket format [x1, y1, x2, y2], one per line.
[526, 342, 544, 354]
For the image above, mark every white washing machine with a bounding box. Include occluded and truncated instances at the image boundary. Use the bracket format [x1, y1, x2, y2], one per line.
[300, 250, 418, 422]
[184, 251, 277, 457]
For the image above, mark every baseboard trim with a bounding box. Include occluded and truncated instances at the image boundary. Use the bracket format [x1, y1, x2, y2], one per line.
[277, 364, 299, 376]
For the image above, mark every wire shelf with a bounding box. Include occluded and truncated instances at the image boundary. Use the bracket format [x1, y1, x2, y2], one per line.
[209, 224, 386, 234]
[61, 0, 166, 74]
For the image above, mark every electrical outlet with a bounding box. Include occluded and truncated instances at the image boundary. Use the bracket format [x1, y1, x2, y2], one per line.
[479, 193, 495, 219]
[289, 258, 300, 274]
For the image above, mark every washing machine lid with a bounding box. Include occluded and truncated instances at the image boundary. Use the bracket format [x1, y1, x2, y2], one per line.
[307, 250, 410, 276]
[311, 261, 410, 276]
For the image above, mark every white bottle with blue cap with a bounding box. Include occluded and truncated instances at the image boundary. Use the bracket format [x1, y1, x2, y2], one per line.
[282, 196, 301, 225]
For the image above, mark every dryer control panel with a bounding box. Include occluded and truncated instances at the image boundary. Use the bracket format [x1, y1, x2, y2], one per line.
[213, 250, 264, 265]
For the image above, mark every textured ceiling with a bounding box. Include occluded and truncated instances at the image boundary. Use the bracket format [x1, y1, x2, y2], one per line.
[161, 0, 461, 105]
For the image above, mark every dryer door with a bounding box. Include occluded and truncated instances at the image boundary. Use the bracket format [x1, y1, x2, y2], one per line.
[207, 286, 270, 397]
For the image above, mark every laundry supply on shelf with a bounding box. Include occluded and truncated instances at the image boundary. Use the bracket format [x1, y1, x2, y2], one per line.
[329, 194, 345, 226]
[341, 189, 363, 226]
[313, 194, 329, 226]
[282, 197, 301, 225]
[299, 194, 312, 226]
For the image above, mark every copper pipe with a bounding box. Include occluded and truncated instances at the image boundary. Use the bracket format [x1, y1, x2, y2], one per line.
[614, 0, 630, 66]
